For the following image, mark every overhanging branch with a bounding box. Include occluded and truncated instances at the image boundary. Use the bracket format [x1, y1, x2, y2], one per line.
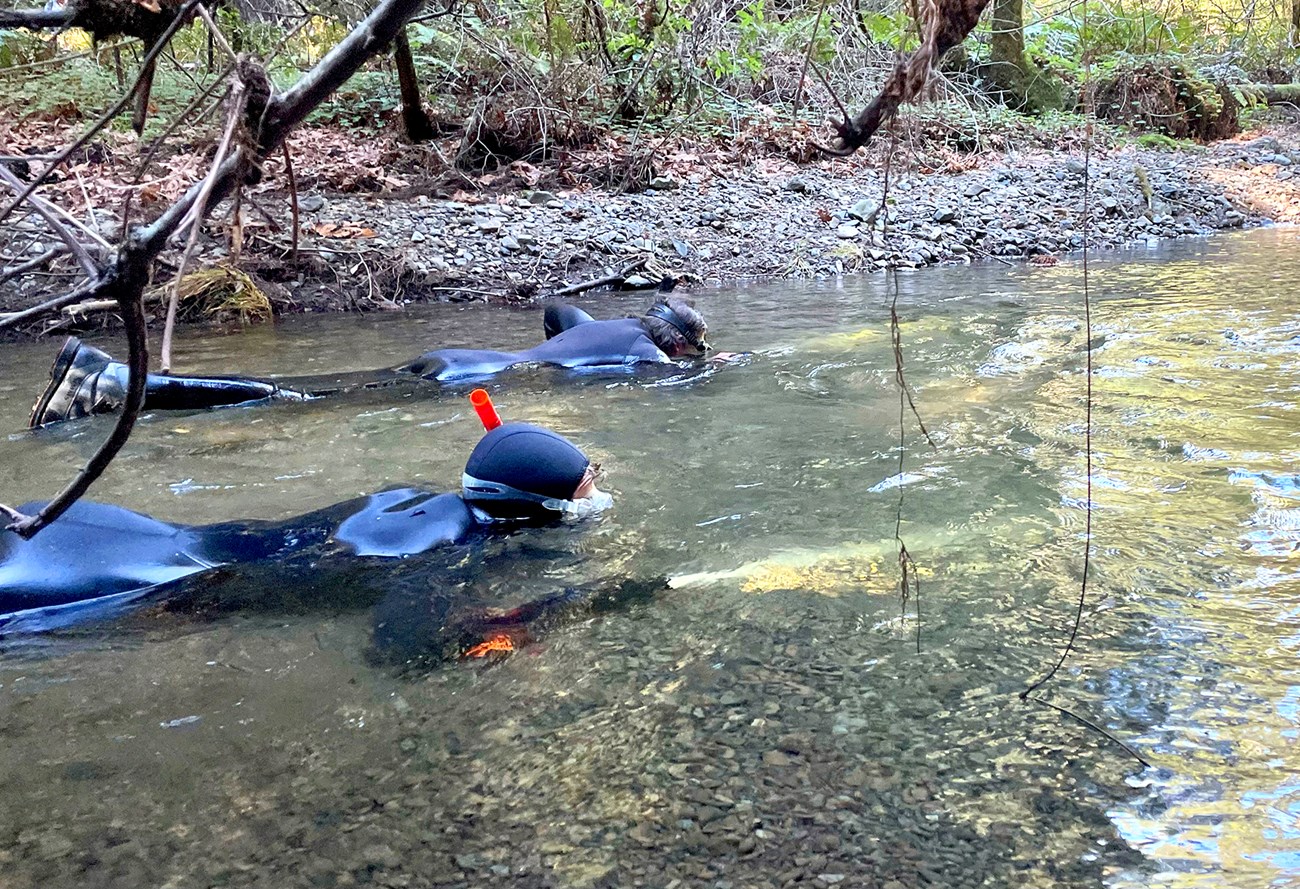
[0, 6, 74, 28]
[818, 0, 993, 154]
[2, 0, 432, 539]
[2, 249, 149, 539]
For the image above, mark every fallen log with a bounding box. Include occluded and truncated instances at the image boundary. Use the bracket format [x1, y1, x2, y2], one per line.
[1245, 83, 1300, 105]
[554, 258, 649, 297]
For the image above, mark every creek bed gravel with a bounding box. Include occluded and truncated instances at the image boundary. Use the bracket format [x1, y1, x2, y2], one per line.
[4, 129, 1299, 320]
[280, 129, 1300, 306]
[2, 578, 1145, 889]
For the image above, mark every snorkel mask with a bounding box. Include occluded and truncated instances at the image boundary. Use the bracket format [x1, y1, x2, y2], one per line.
[462, 392, 613, 523]
[461, 468, 613, 522]
[645, 300, 710, 353]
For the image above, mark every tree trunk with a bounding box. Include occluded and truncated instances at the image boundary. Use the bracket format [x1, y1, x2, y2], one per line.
[1292, 0, 1300, 48]
[393, 28, 435, 142]
[988, 0, 1026, 96]
[982, 0, 1065, 113]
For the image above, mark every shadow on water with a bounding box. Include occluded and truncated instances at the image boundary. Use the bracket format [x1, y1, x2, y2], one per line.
[2, 229, 1300, 887]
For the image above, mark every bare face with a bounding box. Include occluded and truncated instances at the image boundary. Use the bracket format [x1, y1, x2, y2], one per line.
[572, 463, 601, 500]
[672, 335, 709, 359]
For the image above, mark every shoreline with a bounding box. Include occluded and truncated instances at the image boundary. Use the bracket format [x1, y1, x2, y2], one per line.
[5, 123, 1300, 331]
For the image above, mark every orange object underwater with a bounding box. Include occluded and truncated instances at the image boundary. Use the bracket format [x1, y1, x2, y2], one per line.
[463, 634, 515, 658]
[469, 388, 502, 431]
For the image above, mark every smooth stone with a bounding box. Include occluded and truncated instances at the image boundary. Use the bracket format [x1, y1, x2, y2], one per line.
[762, 749, 792, 766]
[848, 198, 876, 221]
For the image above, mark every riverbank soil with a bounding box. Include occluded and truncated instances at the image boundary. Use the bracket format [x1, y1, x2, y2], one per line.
[3, 111, 1300, 332]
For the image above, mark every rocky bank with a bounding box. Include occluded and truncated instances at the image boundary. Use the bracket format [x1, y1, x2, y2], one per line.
[4, 125, 1300, 326]
[275, 126, 1300, 308]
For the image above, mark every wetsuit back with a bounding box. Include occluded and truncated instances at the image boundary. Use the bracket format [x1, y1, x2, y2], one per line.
[0, 489, 477, 632]
[402, 318, 668, 381]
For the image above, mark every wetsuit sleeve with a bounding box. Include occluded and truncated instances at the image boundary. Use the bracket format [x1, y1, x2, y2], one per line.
[397, 318, 669, 381]
[626, 330, 671, 364]
[399, 349, 522, 382]
[513, 319, 670, 369]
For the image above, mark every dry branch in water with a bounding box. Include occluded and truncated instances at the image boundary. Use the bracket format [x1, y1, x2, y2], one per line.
[818, 0, 993, 155]
[0, 0, 433, 538]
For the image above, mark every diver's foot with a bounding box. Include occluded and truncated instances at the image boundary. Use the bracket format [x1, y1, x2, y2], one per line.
[28, 337, 115, 428]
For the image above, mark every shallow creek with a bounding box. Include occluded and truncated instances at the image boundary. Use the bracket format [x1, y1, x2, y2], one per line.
[1, 228, 1299, 888]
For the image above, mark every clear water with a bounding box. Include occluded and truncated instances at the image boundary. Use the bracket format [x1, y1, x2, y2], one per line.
[2, 229, 1299, 888]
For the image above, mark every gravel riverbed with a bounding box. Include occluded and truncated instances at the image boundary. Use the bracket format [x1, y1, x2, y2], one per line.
[2, 585, 1144, 889]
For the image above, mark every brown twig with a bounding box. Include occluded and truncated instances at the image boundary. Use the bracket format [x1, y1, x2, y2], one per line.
[0, 281, 97, 331]
[792, 0, 832, 123]
[1023, 694, 1150, 767]
[161, 81, 248, 373]
[124, 68, 234, 232]
[283, 141, 299, 263]
[553, 257, 649, 296]
[63, 299, 122, 317]
[1022, 1, 1095, 701]
[0, 245, 65, 285]
[193, 3, 238, 61]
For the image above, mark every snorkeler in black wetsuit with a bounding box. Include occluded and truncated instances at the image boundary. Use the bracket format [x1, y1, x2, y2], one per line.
[27, 297, 712, 428]
[0, 423, 626, 660]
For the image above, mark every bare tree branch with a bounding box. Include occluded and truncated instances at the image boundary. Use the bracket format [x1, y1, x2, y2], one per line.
[0, 246, 66, 286]
[0, 0, 205, 230]
[817, 0, 993, 154]
[194, 2, 238, 61]
[0, 6, 74, 29]
[1, 250, 149, 539]
[135, 0, 430, 259]
[0, 164, 100, 278]
[160, 80, 247, 372]
[0, 280, 97, 331]
[2, 0, 432, 539]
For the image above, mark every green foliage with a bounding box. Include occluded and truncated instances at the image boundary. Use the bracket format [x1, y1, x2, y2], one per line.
[1136, 132, 1185, 149]
[306, 71, 399, 132]
[1020, 0, 1300, 79]
[859, 8, 915, 50]
[0, 57, 207, 137]
[0, 29, 51, 69]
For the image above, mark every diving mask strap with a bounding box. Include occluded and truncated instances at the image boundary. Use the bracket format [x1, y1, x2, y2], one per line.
[646, 302, 707, 351]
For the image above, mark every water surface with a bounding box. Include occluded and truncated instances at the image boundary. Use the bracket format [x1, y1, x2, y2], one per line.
[2, 229, 1299, 888]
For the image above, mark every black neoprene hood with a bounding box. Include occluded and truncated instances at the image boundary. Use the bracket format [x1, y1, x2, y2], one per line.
[463, 423, 589, 508]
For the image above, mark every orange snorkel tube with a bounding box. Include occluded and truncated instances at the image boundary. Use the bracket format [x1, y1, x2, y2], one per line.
[469, 388, 502, 431]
